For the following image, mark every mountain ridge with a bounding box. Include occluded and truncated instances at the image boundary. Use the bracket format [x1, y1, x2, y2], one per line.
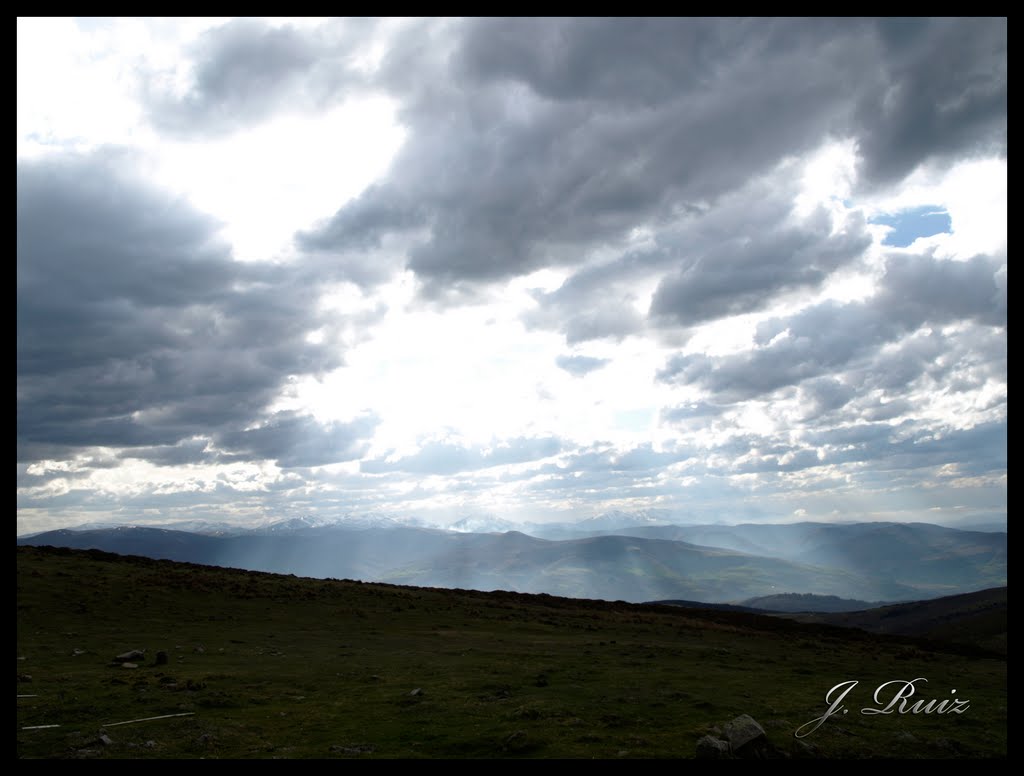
[18, 520, 1005, 605]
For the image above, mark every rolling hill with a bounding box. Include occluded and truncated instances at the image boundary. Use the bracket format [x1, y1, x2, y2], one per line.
[16, 545, 1006, 759]
[17, 523, 964, 603]
[778, 587, 1007, 655]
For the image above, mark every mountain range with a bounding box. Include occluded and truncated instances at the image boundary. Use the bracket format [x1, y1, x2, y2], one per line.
[18, 518, 1005, 605]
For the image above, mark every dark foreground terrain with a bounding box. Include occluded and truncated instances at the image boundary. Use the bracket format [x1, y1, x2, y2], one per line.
[17, 546, 1006, 759]
[781, 587, 1007, 656]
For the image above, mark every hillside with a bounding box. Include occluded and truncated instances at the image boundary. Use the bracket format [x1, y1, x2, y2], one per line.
[780, 587, 1007, 656]
[737, 594, 883, 613]
[16, 546, 1006, 759]
[20, 521, 1004, 603]
[612, 522, 1007, 596]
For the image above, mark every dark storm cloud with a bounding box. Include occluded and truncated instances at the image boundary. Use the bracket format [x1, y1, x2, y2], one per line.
[144, 18, 375, 137]
[215, 411, 379, 468]
[555, 354, 609, 377]
[649, 208, 871, 327]
[525, 177, 869, 343]
[17, 150, 375, 468]
[116, 413, 380, 470]
[658, 251, 1006, 403]
[361, 436, 563, 475]
[118, 438, 215, 467]
[853, 17, 1006, 187]
[306, 18, 874, 296]
[296, 17, 1003, 307]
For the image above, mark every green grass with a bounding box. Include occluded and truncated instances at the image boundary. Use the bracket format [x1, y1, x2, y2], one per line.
[16, 546, 1006, 759]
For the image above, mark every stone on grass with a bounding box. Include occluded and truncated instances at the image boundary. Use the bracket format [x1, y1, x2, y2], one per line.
[723, 714, 766, 757]
[695, 734, 731, 759]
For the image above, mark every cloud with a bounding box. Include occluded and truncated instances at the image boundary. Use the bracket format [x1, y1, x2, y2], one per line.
[796, 377, 858, 421]
[523, 173, 869, 344]
[303, 19, 874, 297]
[555, 354, 609, 377]
[658, 250, 1006, 403]
[852, 18, 1007, 187]
[118, 438, 216, 467]
[214, 411, 379, 468]
[143, 18, 376, 137]
[17, 150, 369, 467]
[875, 251, 1006, 329]
[361, 436, 563, 475]
[297, 18, 1004, 304]
[17, 19, 1006, 534]
[805, 419, 1007, 476]
[660, 401, 725, 423]
[649, 205, 871, 328]
[537, 443, 692, 477]
[870, 205, 951, 248]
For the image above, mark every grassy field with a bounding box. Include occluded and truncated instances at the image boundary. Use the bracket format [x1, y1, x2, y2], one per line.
[16, 546, 1006, 759]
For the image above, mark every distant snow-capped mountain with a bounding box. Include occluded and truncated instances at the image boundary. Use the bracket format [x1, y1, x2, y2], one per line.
[576, 509, 678, 530]
[446, 515, 522, 533]
[256, 512, 430, 534]
[59, 519, 250, 537]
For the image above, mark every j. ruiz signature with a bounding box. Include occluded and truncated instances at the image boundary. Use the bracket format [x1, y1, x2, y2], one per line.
[795, 678, 970, 738]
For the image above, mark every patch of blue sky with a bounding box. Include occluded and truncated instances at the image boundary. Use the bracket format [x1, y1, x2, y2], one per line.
[870, 205, 952, 248]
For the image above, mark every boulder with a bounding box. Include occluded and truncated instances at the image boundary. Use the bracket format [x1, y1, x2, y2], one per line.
[722, 714, 766, 757]
[695, 735, 731, 759]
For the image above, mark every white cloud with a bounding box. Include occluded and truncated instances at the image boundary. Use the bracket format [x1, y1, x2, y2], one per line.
[17, 18, 1006, 534]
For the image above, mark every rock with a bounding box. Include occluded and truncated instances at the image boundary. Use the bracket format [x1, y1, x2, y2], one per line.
[71, 648, 86, 656]
[193, 645, 205, 654]
[408, 688, 423, 697]
[18, 674, 32, 683]
[695, 735, 731, 759]
[114, 649, 145, 663]
[121, 662, 138, 669]
[155, 651, 169, 666]
[722, 714, 766, 757]
[98, 734, 114, 746]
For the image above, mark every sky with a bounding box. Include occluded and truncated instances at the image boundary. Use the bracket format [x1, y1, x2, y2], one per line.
[17, 17, 1007, 535]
